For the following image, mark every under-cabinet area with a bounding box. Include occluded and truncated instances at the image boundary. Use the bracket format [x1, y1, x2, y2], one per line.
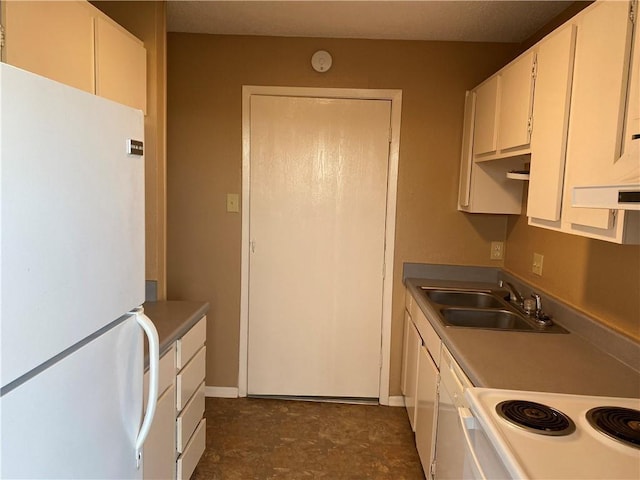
[458, 0, 640, 244]
[402, 271, 640, 480]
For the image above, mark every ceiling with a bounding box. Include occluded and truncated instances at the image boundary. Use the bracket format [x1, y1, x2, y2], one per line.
[166, 1, 576, 43]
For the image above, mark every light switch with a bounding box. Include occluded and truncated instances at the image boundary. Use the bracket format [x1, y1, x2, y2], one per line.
[226, 193, 240, 213]
[532, 253, 544, 276]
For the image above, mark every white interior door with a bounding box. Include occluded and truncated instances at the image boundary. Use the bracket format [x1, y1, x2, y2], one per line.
[248, 95, 391, 398]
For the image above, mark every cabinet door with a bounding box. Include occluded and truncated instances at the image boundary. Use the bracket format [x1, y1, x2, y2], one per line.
[3, 0, 95, 93]
[458, 91, 476, 209]
[473, 75, 500, 156]
[403, 316, 421, 431]
[94, 17, 147, 113]
[143, 384, 176, 480]
[498, 51, 535, 151]
[614, 10, 640, 184]
[415, 345, 438, 477]
[563, 0, 633, 229]
[528, 25, 577, 221]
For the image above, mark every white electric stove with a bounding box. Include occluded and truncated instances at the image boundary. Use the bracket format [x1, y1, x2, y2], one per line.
[464, 388, 640, 479]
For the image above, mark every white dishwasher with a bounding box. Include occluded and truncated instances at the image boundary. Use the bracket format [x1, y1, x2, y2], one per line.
[433, 346, 510, 479]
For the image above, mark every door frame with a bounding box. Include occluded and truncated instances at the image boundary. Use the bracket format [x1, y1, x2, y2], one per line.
[239, 85, 402, 405]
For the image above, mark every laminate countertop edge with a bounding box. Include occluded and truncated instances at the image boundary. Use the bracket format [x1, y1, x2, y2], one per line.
[142, 300, 210, 367]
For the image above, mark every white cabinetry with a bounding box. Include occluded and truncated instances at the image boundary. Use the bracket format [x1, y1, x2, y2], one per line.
[458, 91, 525, 214]
[496, 51, 536, 153]
[143, 316, 207, 480]
[473, 76, 500, 157]
[176, 317, 207, 480]
[402, 309, 420, 431]
[527, 24, 577, 223]
[402, 288, 442, 479]
[144, 346, 176, 480]
[530, 0, 639, 243]
[473, 51, 536, 161]
[1, 0, 146, 112]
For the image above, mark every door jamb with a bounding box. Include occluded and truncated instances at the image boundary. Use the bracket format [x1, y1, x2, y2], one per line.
[239, 85, 402, 405]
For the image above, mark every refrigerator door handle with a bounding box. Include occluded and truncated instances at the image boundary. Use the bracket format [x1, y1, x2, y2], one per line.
[132, 307, 160, 468]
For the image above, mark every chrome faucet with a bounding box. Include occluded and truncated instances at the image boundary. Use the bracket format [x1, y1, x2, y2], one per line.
[530, 292, 553, 326]
[499, 280, 524, 306]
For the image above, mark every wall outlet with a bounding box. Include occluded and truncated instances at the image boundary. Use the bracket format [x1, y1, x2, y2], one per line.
[532, 252, 544, 276]
[490, 241, 504, 260]
[226, 193, 240, 213]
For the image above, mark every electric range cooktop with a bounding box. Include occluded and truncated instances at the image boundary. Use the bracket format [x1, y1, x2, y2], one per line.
[466, 388, 640, 479]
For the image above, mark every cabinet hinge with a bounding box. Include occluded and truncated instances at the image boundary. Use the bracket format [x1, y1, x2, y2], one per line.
[630, 0, 636, 23]
[527, 116, 533, 136]
[430, 461, 436, 479]
[0, 24, 5, 50]
[531, 55, 537, 79]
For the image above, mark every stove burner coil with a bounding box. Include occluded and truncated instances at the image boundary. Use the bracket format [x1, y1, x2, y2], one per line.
[586, 407, 640, 449]
[496, 400, 576, 436]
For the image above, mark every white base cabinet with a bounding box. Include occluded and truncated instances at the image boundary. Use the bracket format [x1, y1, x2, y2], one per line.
[402, 288, 442, 479]
[415, 345, 439, 477]
[143, 316, 207, 480]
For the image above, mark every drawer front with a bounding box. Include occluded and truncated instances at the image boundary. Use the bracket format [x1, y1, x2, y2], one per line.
[413, 306, 441, 368]
[177, 346, 206, 411]
[176, 418, 206, 480]
[177, 316, 206, 369]
[144, 344, 176, 405]
[177, 382, 205, 453]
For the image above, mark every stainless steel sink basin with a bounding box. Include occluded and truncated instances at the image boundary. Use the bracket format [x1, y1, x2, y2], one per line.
[423, 289, 504, 309]
[440, 308, 535, 331]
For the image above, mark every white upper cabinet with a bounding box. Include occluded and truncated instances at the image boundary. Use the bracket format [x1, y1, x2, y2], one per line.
[473, 75, 500, 157]
[497, 51, 536, 153]
[562, 0, 634, 232]
[1, 0, 146, 113]
[458, 90, 524, 214]
[94, 17, 147, 114]
[460, 0, 639, 242]
[473, 52, 536, 161]
[2, 1, 96, 94]
[527, 24, 577, 223]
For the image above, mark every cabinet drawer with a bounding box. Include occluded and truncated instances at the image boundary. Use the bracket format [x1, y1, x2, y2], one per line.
[177, 346, 206, 411]
[413, 306, 441, 368]
[144, 344, 176, 405]
[177, 382, 205, 453]
[177, 317, 206, 369]
[176, 418, 206, 480]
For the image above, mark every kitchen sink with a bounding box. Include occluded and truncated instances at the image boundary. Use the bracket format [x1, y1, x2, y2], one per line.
[439, 308, 535, 331]
[423, 289, 505, 309]
[418, 287, 568, 333]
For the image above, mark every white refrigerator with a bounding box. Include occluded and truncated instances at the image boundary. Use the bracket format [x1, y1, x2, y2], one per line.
[0, 63, 159, 478]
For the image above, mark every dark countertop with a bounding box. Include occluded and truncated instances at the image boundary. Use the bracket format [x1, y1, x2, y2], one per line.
[142, 300, 210, 365]
[405, 278, 640, 399]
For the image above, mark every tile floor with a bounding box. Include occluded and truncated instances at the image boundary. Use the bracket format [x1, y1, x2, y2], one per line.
[191, 397, 426, 480]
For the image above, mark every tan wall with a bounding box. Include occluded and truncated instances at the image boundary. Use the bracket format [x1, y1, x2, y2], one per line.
[504, 192, 640, 341]
[166, 34, 517, 391]
[91, 1, 168, 299]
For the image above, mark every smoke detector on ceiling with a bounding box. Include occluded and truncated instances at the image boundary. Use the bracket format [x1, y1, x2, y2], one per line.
[311, 50, 332, 72]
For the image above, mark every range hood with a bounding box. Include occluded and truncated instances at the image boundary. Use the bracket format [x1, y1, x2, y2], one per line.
[572, 139, 640, 211]
[572, 184, 640, 210]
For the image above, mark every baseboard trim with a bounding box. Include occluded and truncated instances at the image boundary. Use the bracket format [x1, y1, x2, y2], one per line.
[387, 395, 405, 407]
[205, 386, 239, 398]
